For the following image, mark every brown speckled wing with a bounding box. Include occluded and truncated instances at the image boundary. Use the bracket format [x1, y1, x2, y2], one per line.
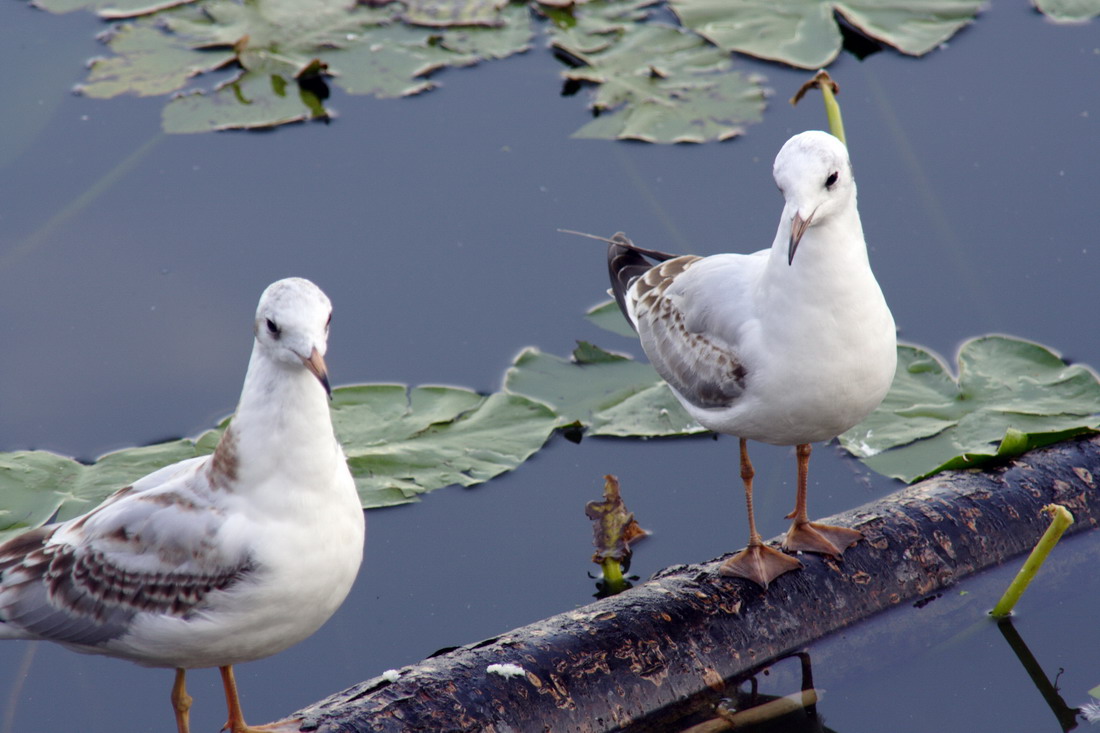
[632, 258, 747, 410]
[0, 480, 254, 647]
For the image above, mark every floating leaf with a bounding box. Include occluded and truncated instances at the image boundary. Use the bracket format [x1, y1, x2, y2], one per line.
[332, 384, 558, 508]
[0, 383, 557, 536]
[1032, 0, 1100, 22]
[32, 0, 195, 15]
[0, 434, 220, 544]
[544, 0, 659, 55]
[554, 21, 766, 142]
[76, 0, 532, 132]
[839, 336, 1100, 482]
[435, 4, 535, 59]
[591, 381, 704, 436]
[79, 22, 235, 99]
[163, 59, 330, 133]
[669, 0, 984, 69]
[586, 298, 637, 337]
[503, 342, 704, 436]
[400, 0, 511, 27]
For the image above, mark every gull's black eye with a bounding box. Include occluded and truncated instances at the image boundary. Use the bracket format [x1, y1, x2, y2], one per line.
[825, 171, 839, 189]
[266, 318, 281, 338]
[325, 312, 332, 330]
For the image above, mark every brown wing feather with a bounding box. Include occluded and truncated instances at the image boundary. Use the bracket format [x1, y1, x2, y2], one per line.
[0, 491, 254, 646]
[633, 259, 747, 410]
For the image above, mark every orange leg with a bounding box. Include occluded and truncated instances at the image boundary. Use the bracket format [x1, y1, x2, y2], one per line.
[719, 438, 802, 587]
[219, 666, 300, 733]
[171, 668, 192, 733]
[221, 665, 251, 733]
[782, 443, 862, 556]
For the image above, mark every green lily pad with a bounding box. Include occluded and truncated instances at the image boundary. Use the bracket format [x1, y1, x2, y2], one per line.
[163, 59, 330, 133]
[401, 0, 511, 27]
[1032, 0, 1100, 22]
[586, 298, 638, 338]
[33, 0, 196, 15]
[554, 21, 766, 143]
[0, 382, 557, 537]
[79, 22, 236, 99]
[325, 20, 487, 99]
[839, 336, 1100, 482]
[544, 0, 659, 56]
[332, 384, 557, 508]
[76, 0, 532, 132]
[0, 434, 220, 544]
[504, 342, 704, 436]
[669, 0, 984, 69]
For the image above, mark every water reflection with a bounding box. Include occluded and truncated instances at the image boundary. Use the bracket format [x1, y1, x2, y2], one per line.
[635, 652, 836, 733]
[996, 618, 1081, 732]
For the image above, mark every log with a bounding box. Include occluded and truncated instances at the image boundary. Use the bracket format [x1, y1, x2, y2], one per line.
[284, 435, 1100, 732]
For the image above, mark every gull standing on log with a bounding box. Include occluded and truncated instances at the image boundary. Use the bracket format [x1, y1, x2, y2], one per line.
[607, 131, 896, 588]
[0, 278, 366, 732]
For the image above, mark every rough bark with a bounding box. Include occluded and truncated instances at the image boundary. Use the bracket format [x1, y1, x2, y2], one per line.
[284, 435, 1100, 733]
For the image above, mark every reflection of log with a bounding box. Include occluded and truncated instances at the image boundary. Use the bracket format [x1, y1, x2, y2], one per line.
[287, 436, 1100, 732]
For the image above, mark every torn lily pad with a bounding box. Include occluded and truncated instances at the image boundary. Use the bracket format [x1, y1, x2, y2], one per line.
[399, 0, 511, 27]
[839, 336, 1100, 482]
[76, 0, 532, 132]
[33, 0, 195, 15]
[1032, 0, 1100, 23]
[543, 0, 659, 55]
[669, 0, 984, 69]
[586, 298, 637, 338]
[553, 20, 766, 142]
[0, 382, 557, 538]
[332, 384, 557, 508]
[0, 433, 221, 544]
[503, 342, 704, 436]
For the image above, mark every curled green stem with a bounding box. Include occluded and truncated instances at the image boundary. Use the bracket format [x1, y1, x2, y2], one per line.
[817, 77, 846, 146]
[790, 69, 846, 146]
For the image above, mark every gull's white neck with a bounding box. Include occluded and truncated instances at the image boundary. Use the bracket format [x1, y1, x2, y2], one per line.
[217, 342, 340, 493]
[764, 196, 877, 307]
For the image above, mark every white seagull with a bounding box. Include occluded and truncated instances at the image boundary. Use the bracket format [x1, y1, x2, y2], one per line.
[0, 278, 366, 732]
[607, 131, 896, 588]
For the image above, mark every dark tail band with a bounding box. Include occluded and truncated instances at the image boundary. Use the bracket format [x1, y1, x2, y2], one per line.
[607, 232, 678, 330]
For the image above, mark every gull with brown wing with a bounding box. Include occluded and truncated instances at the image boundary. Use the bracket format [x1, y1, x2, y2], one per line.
[606, 131, 896, 588]
[0, 277, 365, 732]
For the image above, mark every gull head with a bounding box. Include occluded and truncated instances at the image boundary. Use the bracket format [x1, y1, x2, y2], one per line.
[772, 131, 855, 265]
[253, 277, 334, 396]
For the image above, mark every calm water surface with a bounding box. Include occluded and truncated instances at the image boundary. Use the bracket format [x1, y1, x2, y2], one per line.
[0, 2, 1098, 731]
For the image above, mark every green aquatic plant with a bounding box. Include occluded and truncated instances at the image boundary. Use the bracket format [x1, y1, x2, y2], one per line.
[30, 0, 1011, 138]
[838, 336, 1100, 482]
[990, 504, 1074, 619]
[0, 383, 558, 539]
[585, 474, 649, 595]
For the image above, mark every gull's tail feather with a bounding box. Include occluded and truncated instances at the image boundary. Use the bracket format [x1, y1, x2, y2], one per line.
[607, 232, 679, 330]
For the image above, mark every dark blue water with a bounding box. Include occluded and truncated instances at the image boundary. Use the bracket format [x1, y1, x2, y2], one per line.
[1, 2, 1098, 731]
